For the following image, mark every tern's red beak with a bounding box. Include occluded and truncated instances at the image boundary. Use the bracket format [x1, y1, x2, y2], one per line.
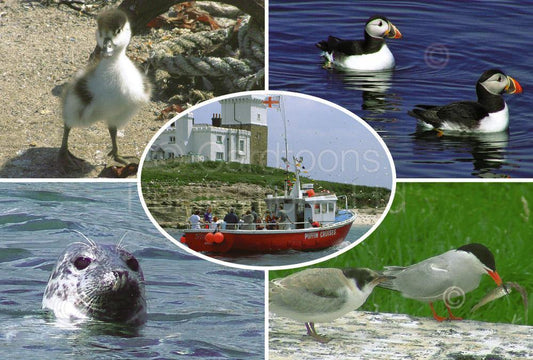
[488, 270, 502, 286]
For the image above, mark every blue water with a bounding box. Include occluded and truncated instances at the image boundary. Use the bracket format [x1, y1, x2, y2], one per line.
[0, 183, 263, 360]
[167, 224, 372, 268]
[269, 0, 533, 178]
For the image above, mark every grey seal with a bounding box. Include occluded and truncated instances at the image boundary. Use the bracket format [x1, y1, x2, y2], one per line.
[42, 236, 146, 325]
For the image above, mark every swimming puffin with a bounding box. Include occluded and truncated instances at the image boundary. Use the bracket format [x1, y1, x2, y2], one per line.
[316, 15, 402, 71]
[59, 9, 151, 170]
[409, 69, 522, 133]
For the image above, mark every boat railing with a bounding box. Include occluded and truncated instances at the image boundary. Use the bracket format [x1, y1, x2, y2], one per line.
[184, 211, 355, 231]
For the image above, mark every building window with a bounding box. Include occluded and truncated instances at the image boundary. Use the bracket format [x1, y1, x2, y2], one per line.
[216, 135, 223, 144]
[216, 152, 224, 161]
[169, 136, 176, 144]
[239, 139, 245, 152]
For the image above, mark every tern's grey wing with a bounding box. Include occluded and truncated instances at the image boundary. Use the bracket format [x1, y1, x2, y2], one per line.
[382, 254, 456, 301]
[270, 268, 351, 314]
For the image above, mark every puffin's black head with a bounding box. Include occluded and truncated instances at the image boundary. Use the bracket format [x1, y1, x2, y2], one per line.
[477, 69, 522, 95]
[365, 15, 402, 39]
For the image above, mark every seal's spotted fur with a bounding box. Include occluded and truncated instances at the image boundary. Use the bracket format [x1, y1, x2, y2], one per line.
[42, 237, 146, 325]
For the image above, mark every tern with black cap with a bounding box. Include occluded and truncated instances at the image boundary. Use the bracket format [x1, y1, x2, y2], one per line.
[379, 243, 502, 321]
[270, 267, 391, 343]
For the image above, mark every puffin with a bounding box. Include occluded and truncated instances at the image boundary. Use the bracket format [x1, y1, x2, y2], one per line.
[378, 243, 502, 321]
[316, 15, 402, 71]
[59, 9, 151, 170]
[270, 267, 391, 343]
[409, 69, 522, 133]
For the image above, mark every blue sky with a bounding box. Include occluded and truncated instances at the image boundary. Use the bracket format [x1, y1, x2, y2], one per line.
[189, 93, 394, 189]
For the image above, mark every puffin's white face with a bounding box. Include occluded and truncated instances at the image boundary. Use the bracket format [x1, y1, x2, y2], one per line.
[366, 18, 390, 38]
[96, 20, 131, 58]
[480, 72, 522, 95]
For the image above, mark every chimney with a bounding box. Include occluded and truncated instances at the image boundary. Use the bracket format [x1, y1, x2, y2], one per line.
[212, 113, 222, 127]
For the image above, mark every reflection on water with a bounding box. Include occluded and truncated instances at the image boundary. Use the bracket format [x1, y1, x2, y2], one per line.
[412, 130, 510, 178]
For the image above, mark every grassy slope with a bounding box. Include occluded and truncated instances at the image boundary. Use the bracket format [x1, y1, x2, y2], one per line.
[270, 182, 533, 325]
[142, 161, 391, 208]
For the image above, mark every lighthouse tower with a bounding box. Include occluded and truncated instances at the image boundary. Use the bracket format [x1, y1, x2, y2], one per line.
[219, 95, 268, 166]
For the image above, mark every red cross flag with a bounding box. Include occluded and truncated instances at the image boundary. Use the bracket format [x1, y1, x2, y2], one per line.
[263, 95, 281, 109]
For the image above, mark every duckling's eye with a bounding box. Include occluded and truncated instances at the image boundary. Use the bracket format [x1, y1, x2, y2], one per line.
[74, 256, 92, 270]
[126, 257, 139, 272]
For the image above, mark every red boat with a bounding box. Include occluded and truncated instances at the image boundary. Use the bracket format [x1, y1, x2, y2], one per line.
[180, 157, 357, 254]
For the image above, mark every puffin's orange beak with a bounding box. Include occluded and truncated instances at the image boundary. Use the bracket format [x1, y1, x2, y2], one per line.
[505, 76, 522, 94]
[386, 23, 402, 39]
[488, 270, 503, 286]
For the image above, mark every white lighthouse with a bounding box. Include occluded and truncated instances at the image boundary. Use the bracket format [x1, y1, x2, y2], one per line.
[219, 95, 269, 166]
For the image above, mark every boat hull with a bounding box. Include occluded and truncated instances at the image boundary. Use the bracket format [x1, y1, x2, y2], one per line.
[181, 212, 356, 254]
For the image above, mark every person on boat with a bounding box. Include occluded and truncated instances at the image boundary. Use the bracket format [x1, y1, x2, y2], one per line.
[224, 208, 239, 230]
[204, 206, 213, 226]
[265, 210, 277, 230]
[189, 210, 202, 229]
[241, 210, 255, 230]
[210, 216, 222, 230]
[255, 216, 265, 230]
[251, 206, 259, 222]
[277, 205, 293, 230]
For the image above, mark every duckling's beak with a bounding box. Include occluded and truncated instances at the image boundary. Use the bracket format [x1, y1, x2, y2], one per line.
[504, 76, 523, 94]
[385, 22, 402, 39]
[101, 38, 115, 57]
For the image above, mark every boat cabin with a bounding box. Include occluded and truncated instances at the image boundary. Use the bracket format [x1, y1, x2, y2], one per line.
[264, 183, 338, 229]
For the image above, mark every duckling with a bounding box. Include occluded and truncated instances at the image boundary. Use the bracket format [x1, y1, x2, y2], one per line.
[59, 8, 151, 170]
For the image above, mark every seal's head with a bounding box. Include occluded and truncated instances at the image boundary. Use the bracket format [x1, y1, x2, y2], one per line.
[42, 239, 146, 325]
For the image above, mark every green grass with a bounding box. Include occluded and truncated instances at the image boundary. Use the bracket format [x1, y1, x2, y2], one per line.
[270, 182, 533, 325]
[141, 160, 390, 208]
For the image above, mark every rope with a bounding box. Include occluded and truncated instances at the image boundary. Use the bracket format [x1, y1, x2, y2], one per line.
[149, 15, 264, 93]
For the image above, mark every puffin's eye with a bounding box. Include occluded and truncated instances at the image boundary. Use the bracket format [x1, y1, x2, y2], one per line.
[126, 257, 139, 272]
[74, 257, 92, 270]
[378, 21, 383, 26]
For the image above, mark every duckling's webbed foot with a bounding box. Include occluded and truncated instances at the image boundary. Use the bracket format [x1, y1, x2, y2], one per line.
[107, 150, 129, 165]
[58, 148, 88, 171]
[108, 126, 129, 164]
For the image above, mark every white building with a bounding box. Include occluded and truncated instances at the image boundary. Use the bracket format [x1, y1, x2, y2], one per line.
[147, 95, 268, 165]
[148, 112, 251, 163]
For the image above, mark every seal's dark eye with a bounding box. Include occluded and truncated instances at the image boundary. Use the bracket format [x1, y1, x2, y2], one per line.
[126, 257, 139, 272]
[74, 257, 92, 270]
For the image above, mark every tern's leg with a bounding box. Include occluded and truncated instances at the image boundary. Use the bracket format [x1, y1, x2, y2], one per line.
[429, 302, 447, 322]
[445, 303, 463, 320]
[305, 322, 331, 343]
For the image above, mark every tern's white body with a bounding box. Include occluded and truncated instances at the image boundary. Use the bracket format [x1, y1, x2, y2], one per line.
[381, 249, 490, 302]
[270, 268, 380, 324]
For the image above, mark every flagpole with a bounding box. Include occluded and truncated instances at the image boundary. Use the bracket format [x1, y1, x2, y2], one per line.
[280, 96, 289, 165]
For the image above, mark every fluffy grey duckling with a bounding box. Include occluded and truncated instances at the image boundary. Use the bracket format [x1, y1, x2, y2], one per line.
[59, 9, 151, 170]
